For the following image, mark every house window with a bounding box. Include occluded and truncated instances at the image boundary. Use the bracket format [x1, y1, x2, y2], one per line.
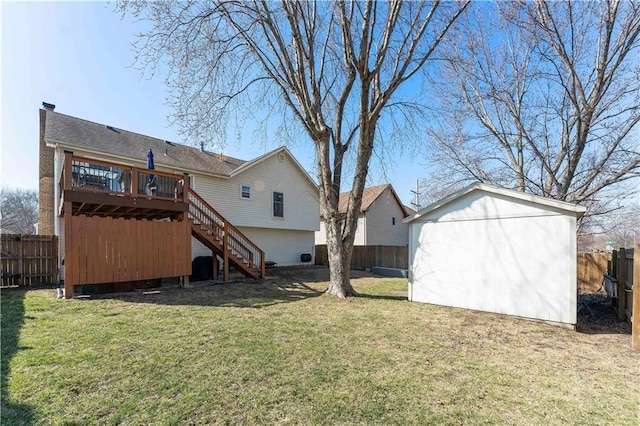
[273, 192, 284, 217]
[392, 217, 396, 226]
[241, 185, 251, 199]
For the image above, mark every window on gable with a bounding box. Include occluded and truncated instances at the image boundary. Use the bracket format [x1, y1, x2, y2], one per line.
[273, 191, 284, 218]
[392, 217, 396, 226]
[241, 185, 251, 199]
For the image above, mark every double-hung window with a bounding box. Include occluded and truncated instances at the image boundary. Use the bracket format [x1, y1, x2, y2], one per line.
[241, 185, 251, 199]
[273, 192, 284, 218]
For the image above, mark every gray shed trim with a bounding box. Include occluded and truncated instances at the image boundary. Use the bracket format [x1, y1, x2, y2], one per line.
[404, 182, 587, 224]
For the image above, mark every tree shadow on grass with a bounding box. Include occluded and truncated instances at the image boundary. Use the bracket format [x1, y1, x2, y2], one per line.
[95, 266, 405, 308]
[103, 277, 327, 309]
[1, 289, 36, 425]
[355, 294, 407, 302]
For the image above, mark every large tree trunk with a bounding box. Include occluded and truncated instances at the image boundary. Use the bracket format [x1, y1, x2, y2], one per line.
[325, 240, 357, 298]
[318, 171, 359, 298]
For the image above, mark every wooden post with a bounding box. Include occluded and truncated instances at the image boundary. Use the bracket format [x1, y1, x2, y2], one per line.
[64, 203, 74, 299]
[617, 248, 627, 321]
[212, 255, 218, 281]
[632, 244, 639, 350]
[17, 235, 23, 285]
[223, 226, 229, 282]
[63, 151, 73, 189]
[183, 173, 189, 204]
[131, 167, 139, 196]
[610, 249, 618, 308]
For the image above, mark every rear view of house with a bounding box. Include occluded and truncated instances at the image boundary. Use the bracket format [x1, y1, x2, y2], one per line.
[38, 104, 319, 297]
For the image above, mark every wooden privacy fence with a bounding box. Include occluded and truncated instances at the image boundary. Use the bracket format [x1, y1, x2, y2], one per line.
[577, 252, 609, 292]
[606, 245, 639, 350]
[1, 234, 58, 286]
[315, 245, 408, 270]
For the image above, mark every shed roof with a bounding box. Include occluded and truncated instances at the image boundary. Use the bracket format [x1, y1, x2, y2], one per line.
[403, 182, 587, 224]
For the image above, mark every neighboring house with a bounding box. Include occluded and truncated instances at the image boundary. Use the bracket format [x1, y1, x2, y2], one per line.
[315, 184, 410, 247]
[404, 182, 586, 328]
[38, 104, 319, 297]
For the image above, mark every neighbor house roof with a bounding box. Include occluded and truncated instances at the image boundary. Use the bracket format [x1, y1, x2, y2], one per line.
[336, 184, 410, 217]
[403, 182, 587, 224]
[43, 110, 317, 187]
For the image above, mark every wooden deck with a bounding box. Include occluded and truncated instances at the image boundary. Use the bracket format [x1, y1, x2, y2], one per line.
[59, 153, 192, 298]
[58, 152, 264, 299]
[59, 153, 189, 220]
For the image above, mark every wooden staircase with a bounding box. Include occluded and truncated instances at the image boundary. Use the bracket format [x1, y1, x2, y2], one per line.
[188, 189, 265, 280]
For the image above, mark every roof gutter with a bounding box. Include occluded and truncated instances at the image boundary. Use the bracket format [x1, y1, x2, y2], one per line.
[45, 139, 233, 179]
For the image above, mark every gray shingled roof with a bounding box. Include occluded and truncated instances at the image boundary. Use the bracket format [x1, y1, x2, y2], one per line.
[44, 111, 248, 176]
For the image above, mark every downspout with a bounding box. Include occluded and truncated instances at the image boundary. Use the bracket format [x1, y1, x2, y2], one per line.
[53, 144, 61, 238]
[362, 212, 367, 246]
[407, 222, 413, 301]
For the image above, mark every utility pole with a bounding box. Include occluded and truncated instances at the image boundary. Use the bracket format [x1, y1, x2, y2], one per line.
[411, 179, 422, 211]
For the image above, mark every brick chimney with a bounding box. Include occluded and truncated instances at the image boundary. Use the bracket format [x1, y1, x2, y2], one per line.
[38, 102, 55, 235]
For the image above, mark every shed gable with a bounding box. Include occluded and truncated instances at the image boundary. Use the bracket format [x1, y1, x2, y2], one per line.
[414, 190, 576, 223]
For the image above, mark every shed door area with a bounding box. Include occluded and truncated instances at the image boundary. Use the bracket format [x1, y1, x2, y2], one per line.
[409, 214, 575, 325]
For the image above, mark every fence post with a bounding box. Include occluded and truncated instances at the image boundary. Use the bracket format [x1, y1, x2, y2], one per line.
[17, 235, 23, 285]
[617, 248, 627, 321]
[632, 244, 639, 350]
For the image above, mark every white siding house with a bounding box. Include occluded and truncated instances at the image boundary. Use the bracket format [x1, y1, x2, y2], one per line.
[316, 184, 410, 247]
[189, 150, 319, 265]
[41, 109, 319, 268]
[404, 183, 586, 327]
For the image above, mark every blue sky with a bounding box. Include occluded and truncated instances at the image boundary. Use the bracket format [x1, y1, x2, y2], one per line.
[1, 0, 424, 206]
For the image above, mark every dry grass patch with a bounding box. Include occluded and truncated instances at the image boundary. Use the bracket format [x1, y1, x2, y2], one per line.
[2, 267, 638, 425]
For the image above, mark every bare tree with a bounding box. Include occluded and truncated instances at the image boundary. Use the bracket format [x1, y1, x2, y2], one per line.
[118, 0, 470, 297]
[424, 0, 640, 211]
[1, 188, 38, 234]
[607, 205, 640, 248]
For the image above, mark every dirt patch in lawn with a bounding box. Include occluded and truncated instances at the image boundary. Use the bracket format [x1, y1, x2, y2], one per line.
[577, 292, 631, 335]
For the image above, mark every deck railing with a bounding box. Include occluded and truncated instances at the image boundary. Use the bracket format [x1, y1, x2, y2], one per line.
[59, 152, 188, 207]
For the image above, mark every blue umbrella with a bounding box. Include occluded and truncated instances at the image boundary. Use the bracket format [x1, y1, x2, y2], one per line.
[146, 149, 156, 195]
[147, 149, 155, 182]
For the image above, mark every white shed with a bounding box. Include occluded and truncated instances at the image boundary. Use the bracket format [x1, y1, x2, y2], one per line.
[404, 183, 586, 327]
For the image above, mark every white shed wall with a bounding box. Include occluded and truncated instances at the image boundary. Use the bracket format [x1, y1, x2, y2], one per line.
[408, 193, 578, 326]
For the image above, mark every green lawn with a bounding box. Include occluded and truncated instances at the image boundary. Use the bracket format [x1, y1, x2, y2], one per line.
[2, 268, 638, 425]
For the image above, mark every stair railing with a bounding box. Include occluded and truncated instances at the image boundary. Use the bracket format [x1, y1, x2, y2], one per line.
[187, 190, 265, 278]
